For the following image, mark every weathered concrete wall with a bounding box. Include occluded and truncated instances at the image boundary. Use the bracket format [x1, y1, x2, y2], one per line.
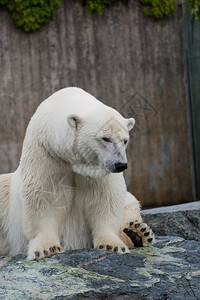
[0, 1, 195, 207]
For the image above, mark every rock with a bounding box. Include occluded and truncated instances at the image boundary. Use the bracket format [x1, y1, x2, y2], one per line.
[141, 201, 200, 241]
[0, 236, 200, 299]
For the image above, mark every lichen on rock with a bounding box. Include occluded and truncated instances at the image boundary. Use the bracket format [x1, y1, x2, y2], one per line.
[0, 235, 199, 299]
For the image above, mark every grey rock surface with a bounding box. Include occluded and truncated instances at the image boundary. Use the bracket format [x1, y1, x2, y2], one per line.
[0, 236, 200, 299]
[141, 201, 200, 241]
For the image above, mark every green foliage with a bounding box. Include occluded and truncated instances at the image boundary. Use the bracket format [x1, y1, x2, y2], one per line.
[0, 0, 9, 5]
[190, 0, 200, 21]
[139, 0, 176, 19]
[0, 0, 62, 32]
[0, 0, 200, 32]
[84, 0, 200, 22]
[139, 0, 200, 21]
[84, 0, 115, 14]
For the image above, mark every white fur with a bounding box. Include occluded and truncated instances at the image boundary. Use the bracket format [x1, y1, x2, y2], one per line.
[0, 87, 141, 258]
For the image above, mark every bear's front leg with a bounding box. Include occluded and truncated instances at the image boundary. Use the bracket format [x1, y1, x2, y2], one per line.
[22, 200, 64, 260]
[86, 176, 130, 254]
[27, 229, 64, 261]
[119, 192, 155, 248]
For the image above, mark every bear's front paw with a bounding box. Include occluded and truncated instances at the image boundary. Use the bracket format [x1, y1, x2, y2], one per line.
[94, 236, 130, 254]
[97, 243, 129, 254]
[27, 238, 64, 260]
[121, 221, 155, 248]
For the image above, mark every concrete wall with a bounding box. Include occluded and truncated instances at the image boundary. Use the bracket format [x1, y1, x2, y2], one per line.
[0, 0, 195, 207]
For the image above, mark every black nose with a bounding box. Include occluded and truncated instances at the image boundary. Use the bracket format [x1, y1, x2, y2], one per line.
[114, 162, 128, 173]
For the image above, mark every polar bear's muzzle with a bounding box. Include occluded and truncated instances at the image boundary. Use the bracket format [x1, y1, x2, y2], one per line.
[107, 161, 128, 173]
[114, 162, 127, 173]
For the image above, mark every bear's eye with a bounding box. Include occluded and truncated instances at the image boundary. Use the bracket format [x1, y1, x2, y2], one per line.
[124, 139, 128, 145]
[102, 137, 112, 143]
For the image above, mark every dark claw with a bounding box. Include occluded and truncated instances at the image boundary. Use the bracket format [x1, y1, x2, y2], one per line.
[114, 246, 118, 252]
[148, 238, 153, 243]
[53, 246, 57, 251]
[121, 247, 126, 253]
[129, 222, 134, 226]
[99, 245, 104, 249]
[123, 228, 143, 247]
[35, 251, 40, 258]
[144, 232, 150, 236]
[49, 247, 53, 252]
[43, 250, 48, 256]
[57, 247, 61, 251]
[140, 227, 146, 232]
[106, 245, 113, 251]
[135, 223, 140, 228]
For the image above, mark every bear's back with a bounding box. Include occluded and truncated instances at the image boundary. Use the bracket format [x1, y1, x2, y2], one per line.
[47, 87, 104, 116]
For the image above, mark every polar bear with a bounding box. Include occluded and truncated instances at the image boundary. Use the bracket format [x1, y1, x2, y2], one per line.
[0, 87, 154, 260]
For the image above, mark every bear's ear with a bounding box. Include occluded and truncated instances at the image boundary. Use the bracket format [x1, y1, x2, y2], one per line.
[127, 118, 135, 131]
[67, 114, 82, 130]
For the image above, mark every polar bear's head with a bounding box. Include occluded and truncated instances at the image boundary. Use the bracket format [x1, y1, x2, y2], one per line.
[67, 106, 135, 178]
